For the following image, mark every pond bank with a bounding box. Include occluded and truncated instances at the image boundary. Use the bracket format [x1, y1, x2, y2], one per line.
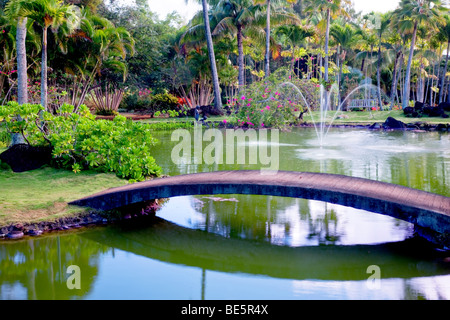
[0, 199, 162, 241]
[201, 118, 450, 132]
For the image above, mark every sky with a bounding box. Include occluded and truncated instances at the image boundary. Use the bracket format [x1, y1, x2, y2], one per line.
[145, 0, 402, 21]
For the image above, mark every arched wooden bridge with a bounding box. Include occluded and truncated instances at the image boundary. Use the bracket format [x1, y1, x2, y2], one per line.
[70, 170, 450, 235]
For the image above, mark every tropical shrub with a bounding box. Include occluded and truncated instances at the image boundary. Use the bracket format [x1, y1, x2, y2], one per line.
[0, 102, 162, 182]
[149, 92, 179, 112]
[227, 68, 321, 128]
[120, 89, 180, 116]
[0, 124, 10, 148]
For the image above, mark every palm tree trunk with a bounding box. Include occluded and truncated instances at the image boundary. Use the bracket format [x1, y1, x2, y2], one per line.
[447, 77, 450, 103]
[439, 40, 450, 104]
[17, 18, 28, 106]
[376, 38, 383, 108]
[41, 26, 48, 112]
[336, 45, 341, 103]
[324, 8, 330, 82]
[12, 17, 28, 146]
[237, 24, 245, 89]
[402, 21, 418, 109]
[289, 45, 295, 76]
[389, 50, 402, 110]
[265, 0, 271, 78]
[202, 0, 222, 110]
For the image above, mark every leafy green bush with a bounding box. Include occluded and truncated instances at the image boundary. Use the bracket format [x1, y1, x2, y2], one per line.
[120, 89, 180, 116]
[0, 123, 10, 148]
[150, 92, 179, 111]
[0, 102, 162, 182]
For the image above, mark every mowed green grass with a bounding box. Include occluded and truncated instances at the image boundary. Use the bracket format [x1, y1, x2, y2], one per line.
[136, 110, 450, 126]
[0, 162, 127, 226]
[298, 110, 450, 125]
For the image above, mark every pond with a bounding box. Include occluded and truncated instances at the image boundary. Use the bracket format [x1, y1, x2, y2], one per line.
[1, 127, 449, 300]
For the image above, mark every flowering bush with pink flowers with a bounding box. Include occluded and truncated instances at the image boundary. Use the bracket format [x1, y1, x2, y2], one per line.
[227, 68, 321, 128]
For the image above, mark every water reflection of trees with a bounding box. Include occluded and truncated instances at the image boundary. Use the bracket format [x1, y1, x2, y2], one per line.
[190, 195, 342, 246]
[0, 233, 108, 300]
[388, 152, 449, 197]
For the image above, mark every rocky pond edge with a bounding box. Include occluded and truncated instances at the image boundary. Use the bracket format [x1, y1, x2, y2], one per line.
[0, 200, 162, 241]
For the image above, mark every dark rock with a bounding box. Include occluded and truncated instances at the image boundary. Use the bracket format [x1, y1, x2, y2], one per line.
[438, 102, 450, 112]
[382, 117, 406, 130]
[423, 106, 445, 117]
[7, 230, 24, 239]
[27, 229, 43, 236]
[0, 144, 53, 172]
[414, 101, 427, 110]
[369, 123, 381, 130]
[403, 106, 414, 116]
[406, 123, 420, 130]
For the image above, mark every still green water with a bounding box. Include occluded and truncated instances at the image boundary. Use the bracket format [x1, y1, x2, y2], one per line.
[1, 127, 449, 300]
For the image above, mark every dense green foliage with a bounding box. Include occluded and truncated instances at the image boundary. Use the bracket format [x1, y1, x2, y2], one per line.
[0, 101, 162, 181]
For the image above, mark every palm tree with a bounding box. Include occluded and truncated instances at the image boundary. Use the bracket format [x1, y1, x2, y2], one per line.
[65, 10, 135, 110]
[275, 23, 315, 76]
[438, 15, 450, 103]
[17, 0, 80, 111]
[388, 36, 407, 109]
[374, 13, 392, 108]
[254, 0, 297, 78]
[392, 0, 446, 109]
[184, 0, 298, 88]
[212, 0, 259, 88]
[304, 0, 350, 84]
[4, 0, 28, 145]
[189, 0, 222, 110]
[330, 22, 360, 101]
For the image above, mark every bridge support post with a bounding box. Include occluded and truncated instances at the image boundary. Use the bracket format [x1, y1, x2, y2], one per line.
[414, 225, 450, 250]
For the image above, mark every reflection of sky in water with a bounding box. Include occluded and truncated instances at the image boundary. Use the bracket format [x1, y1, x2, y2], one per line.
[157, 196, 413, 247]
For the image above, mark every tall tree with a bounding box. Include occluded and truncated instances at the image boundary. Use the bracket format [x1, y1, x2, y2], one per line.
[200, 0, 222, 110]
[254, 0, 297, 78]
[304, 0, 349, 83]
[330, 22, 360, 101]
[17, 0, 80, 111]
[392, 0, 445, 109]
[275, 23, 315, 75]
[5, 0, 28, 145]
[212, 0, 264, 88]
[60, 9, 135, 109]
[373, 12, 391, 108]
[438, 15, 450, 103]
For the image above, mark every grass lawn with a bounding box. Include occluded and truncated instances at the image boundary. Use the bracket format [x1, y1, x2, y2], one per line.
[305, 110, 450, 125]
[0, 163, 127, 227]
[132, 110, 450, 126]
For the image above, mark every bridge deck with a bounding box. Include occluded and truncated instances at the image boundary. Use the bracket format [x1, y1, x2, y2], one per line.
[70, 171, 450, 234]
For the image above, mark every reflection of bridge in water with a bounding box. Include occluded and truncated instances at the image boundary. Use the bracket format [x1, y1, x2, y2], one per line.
[70, 170, 450, 236]
[81, 216, 450, 281]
